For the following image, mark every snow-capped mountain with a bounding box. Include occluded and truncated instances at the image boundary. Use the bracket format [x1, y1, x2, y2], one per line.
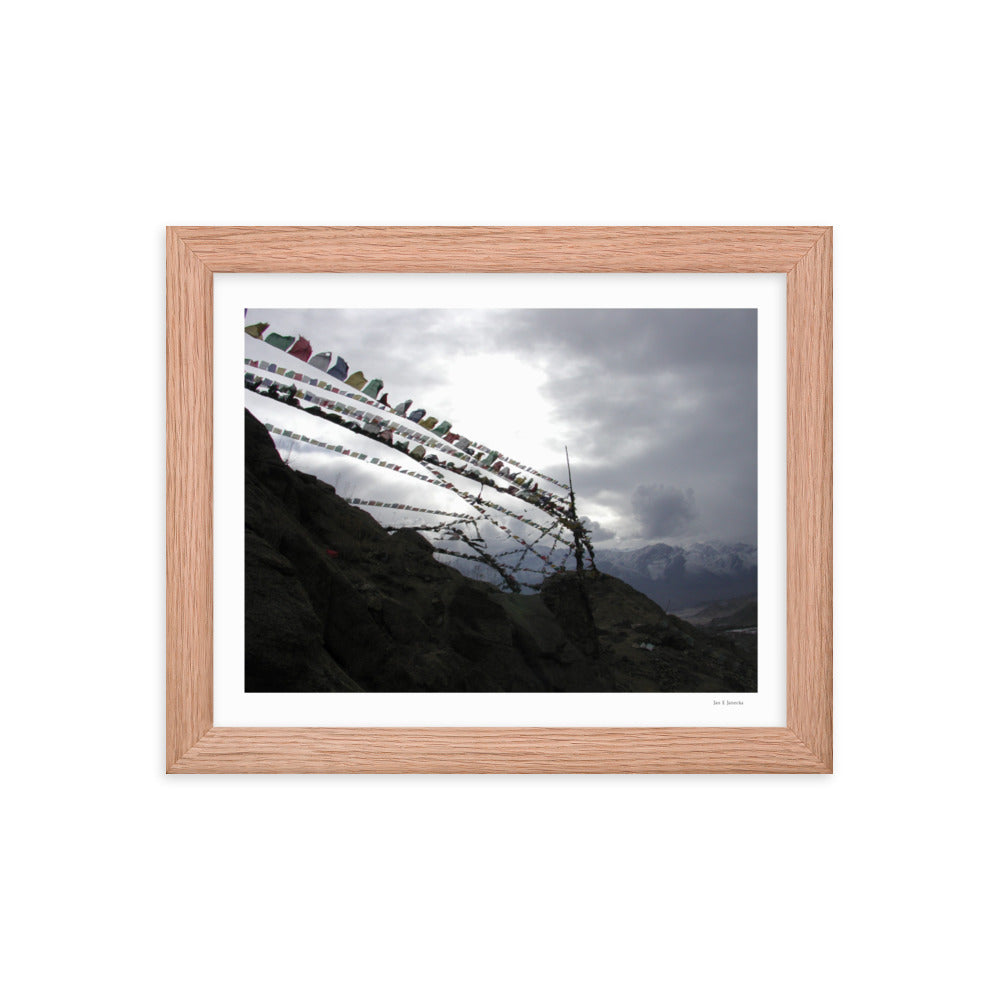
[595, 542, 757, 611]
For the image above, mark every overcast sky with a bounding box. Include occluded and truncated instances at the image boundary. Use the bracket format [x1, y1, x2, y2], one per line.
[245, 308, 757, 549]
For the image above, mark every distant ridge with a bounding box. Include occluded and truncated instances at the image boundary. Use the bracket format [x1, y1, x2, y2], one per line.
[595, 542, 757, 610]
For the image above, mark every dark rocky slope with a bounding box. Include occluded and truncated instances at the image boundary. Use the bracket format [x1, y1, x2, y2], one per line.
[245, 410, 756, 693]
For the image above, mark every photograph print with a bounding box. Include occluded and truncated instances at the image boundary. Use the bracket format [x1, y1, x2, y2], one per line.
[243, 308, 758, 693]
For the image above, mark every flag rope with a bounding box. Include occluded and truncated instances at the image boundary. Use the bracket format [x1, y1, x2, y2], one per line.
[248, 368, 569, 506]
[245, 346, 571, 490]
[253, 387, 574, 531]
[262, 421, 577, 563]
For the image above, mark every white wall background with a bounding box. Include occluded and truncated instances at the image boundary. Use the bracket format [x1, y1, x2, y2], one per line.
[4, 3, 995, 998]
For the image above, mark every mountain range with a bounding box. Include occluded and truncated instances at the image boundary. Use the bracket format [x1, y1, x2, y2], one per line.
[594, 542, 757, 611]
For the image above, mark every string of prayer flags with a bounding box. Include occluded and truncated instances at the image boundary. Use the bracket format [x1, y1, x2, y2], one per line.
[345, 498, 475, 520]
[246, 329, 569, 489]
[261, 422, 577, 587]
[247, 364, 567, 507]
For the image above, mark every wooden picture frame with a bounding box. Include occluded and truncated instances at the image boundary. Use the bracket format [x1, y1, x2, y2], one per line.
[167, 226, 832, 773]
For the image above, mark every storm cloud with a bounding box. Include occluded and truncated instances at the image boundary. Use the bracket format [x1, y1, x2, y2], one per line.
[631, 485, 697, 539]
[580, 517, 616, 543]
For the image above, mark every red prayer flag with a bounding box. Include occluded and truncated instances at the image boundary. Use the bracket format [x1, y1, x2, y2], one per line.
[289, 337, 313, 361]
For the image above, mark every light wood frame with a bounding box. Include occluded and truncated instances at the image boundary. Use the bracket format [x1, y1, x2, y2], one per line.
[167, 227, 832, 773]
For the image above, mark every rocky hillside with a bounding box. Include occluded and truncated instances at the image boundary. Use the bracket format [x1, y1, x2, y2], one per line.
[245, 410, 756, 693]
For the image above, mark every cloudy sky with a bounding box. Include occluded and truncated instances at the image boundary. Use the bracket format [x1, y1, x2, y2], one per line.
[244, 308, 757, 549]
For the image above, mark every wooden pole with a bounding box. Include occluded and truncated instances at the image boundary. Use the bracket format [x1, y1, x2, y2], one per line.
[566, 446, 584, 574]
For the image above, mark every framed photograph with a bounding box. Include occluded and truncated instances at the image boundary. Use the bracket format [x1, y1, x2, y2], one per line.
[167, 227, 831, 773]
